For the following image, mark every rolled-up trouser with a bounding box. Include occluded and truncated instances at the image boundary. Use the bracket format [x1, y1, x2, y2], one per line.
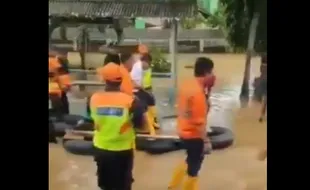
[94, 147, 134, 190]
[181, 138, 205, 177]
[134, 89, 155, 107]
[131, 96, 147, 127]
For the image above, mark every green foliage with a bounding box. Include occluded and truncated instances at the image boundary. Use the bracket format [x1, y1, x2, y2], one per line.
[149, 47, 171, 73]
[221, 0, 267, 52]
[180, 14, 206, 29]
[204, 3, 227, 28]
[181, 0, 267, 52]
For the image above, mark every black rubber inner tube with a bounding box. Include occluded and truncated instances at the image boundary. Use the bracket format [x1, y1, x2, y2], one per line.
[63, 137, 182, 156]
[62, 127, 234, 156]
[208, 127, 224, 136]
[75, 122, 94, 131]
[61, 116, 234, 155]
[53, 122, 74, 137]
[63, 114, 85, 125]
[208, 126, 234, 149]
[63, 140, 95, 156]
[136, 137, 181, 154]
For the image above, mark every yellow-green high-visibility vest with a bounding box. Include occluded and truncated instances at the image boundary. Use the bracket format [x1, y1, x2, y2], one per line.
[90, 92, 135, 151]
[143, 68, 152, 89]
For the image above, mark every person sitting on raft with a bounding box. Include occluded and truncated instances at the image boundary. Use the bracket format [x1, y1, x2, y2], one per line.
[49, 54, 70, 119]
[130, 44, 159, 130]
[49, 60, 62, 119]
[49, 48, 71, 115]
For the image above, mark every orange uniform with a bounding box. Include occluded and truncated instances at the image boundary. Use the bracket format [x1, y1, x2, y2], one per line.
[49, 57, 62, 97]
[177, 77, 208, 139]
[48, 57, 71, 94]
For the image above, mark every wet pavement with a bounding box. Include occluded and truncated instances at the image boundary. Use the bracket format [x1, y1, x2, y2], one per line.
[49, 54, 266, 190]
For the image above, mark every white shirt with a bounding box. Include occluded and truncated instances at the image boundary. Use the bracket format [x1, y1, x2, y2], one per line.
[130, 59, 144, 88]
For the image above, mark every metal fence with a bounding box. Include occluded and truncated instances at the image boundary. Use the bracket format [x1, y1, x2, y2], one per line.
[51, 27, 229, 53]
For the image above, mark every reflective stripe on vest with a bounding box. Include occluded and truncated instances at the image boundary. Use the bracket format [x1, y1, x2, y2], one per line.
[90, 92, 135, 151]
[143, 69, 152, 89]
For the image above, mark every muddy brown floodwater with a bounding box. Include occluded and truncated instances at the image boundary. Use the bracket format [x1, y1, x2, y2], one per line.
[49, 54, 267, 190]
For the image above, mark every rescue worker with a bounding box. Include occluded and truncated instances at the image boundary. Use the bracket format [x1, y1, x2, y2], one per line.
[168, 57, 214, 190]
[55, 52, 71, 114]
[131, 44, 159, 130]
[49, 56, 63, 119]
[259, 53, 267, 122]
[90, 63, 145, 190]
[141, 55, 152, 91]
[76, 53, 122, 124]
[141, 53, 160, 129]
[97, 51, 154, 135]
[49, 49, 72, 114]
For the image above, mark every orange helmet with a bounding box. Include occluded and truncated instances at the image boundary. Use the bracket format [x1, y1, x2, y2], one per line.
[97, 63, 122, 82]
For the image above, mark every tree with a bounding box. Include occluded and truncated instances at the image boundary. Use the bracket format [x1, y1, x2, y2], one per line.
[219, 0, 267, 105]
[239, 13, 260, 105]
[203, 0, 267, 52]
[200, 0, 266, 104]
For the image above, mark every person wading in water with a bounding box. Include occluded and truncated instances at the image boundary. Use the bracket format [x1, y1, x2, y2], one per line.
[259, 53, 267, 122]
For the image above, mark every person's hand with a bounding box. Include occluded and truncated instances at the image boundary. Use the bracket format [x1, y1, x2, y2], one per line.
[203, 138, 212, 155]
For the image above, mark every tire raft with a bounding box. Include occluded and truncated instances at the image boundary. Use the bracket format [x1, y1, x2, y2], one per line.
[138, 126, 233, 155]
[208, 126, 234, 149]
[136, 138, 182, 154]
[62, 126, 233, 156]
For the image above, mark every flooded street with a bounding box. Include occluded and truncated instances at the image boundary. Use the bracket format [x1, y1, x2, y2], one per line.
[49, 54, 267, 190]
